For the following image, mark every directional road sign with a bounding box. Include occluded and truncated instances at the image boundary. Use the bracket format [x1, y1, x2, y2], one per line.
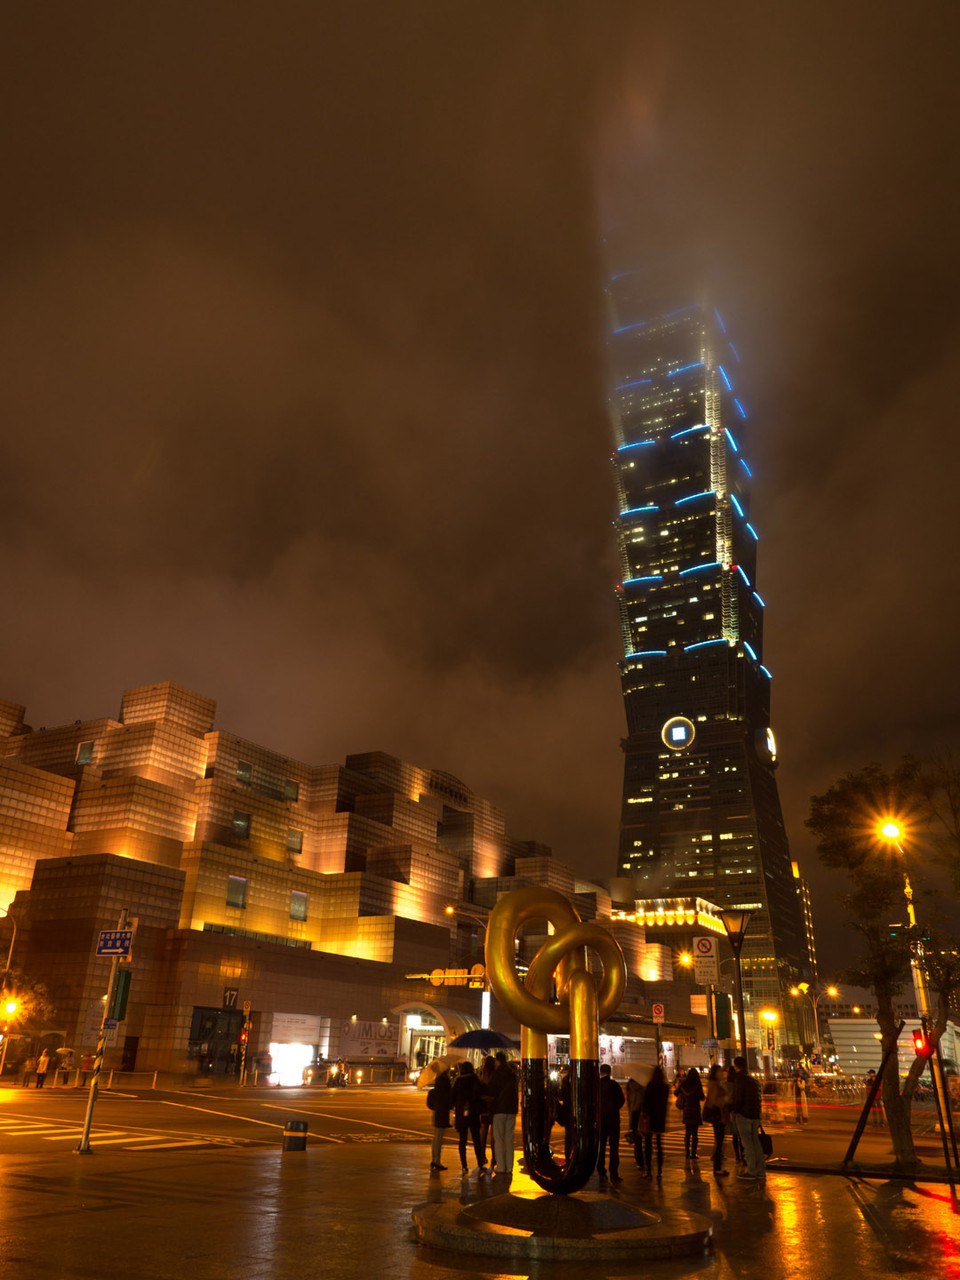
[96, 929, 134, 957]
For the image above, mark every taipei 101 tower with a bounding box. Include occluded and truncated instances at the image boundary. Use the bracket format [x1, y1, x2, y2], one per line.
[605, 251, 808, 1019]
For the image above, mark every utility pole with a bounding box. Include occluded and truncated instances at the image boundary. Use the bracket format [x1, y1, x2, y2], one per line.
[76, 908, 131, 1155]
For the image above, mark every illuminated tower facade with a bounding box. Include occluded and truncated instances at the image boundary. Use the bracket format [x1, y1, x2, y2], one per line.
[606, 262, 808, 1030]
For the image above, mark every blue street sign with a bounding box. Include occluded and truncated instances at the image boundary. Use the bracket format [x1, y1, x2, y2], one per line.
[96, 929, 133, 956]
[104, 1019, 119, 1030]
[703, 1037, 719, 1048]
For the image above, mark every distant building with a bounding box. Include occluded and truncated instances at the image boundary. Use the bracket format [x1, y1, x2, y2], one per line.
[604, 259, 811, 1041]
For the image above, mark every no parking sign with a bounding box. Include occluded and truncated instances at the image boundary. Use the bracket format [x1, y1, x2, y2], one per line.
[693, 936, 719, 985]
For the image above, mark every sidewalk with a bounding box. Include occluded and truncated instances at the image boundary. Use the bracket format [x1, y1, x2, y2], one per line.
[2, 1134, 956, 1280]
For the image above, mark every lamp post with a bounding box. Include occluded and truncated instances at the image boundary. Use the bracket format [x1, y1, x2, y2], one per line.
[445, 905, 491, 1028]
[789, 982, 839, 1068]
[878, 820, 953, 1148]
[719, 909, 753, 1061]
[759, 1008, 779, 1080]
[878, 821, 936, 1030]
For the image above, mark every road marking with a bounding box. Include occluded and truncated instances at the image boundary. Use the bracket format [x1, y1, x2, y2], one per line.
[127, 1139, 212, 1150]
[158, 1098, 342, 1142]
[255, 1102, 425, 1138]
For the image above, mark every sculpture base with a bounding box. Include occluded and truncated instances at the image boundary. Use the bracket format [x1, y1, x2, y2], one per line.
[412, 1187, 712, 1261]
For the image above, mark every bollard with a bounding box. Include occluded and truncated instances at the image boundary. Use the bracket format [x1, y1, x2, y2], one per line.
[282, 1119, 308, 1151]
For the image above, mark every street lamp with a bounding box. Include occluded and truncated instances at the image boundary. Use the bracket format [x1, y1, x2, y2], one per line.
[877, 819, 953, 1131]
[789, 982, 839, 1068]
[759, 1008, 779, 1076]
[719, 909, 753, 1060]
[877, 821, 933, 1026]
[445, 905, 491, 1028]
[0, 997, 19, 1077]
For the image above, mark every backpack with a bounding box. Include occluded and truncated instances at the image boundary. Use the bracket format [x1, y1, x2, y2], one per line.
[426, 1087, 436, 1111]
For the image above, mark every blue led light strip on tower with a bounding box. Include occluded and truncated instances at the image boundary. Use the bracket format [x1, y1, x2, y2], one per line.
[674, 490, 714, 506]
[684, 638, 728, 653]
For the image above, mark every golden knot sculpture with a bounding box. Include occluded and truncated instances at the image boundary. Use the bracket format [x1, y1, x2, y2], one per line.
[485, 886, 627, 1194]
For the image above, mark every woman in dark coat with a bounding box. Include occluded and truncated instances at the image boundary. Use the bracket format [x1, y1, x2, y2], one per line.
[451, 1060, 487, 1173]
[428, 1065, 453, 1170]
[637, 1065, 669, 1181]
[678, 1066, 705, 1160]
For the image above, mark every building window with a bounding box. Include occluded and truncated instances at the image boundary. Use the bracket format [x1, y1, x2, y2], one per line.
[76, 741, 94, 765]
[226, 876, 247, 909]
[290, 891, 308, 922]
[236, 761, 252, 784]
[286, 829, 303, 854]
[284, 778, 300, 802]
[232, 811, 251, 838]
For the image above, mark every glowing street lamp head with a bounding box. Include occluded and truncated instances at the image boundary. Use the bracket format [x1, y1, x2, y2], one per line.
[760, 1008, 778, 1024]
[880, 821, 902, 841]
[444, 905, 455, 916]
[3, 1000, 16, 1015]
[679, 952, 693, 967]
[826, 985, 839, 998]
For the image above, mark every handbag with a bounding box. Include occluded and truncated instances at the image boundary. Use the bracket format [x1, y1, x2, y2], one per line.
[637, 1113, 651, 1136]
[702, 1103, 721, 1124]
[758, 1125, 773, 1157]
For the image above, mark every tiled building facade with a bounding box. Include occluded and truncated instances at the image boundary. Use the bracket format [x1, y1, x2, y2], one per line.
[2, 682, 696, 1078]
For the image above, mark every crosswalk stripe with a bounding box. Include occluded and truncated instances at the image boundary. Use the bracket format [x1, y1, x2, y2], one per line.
[41, 1130, 124, 1140]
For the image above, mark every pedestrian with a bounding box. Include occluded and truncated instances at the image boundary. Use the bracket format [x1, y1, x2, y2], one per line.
[451, 1060, 487, 1173]
[427, 1063, 453, 1171]
[727, 1063, 744, 1165]
[597, 1064, 625, 1185]
[488, 1051, 518, 1177]
[703, 1063, 730, 1176]
[477, 1055, 496, 1162]
[729, 1057, 766, 1182]
[624, 1076, 644, 1143]
[21, 1055, 36, 1088]
[792, 1069, 808, 1125]
[79, 1054, 95, 1087]
[678, 1066, 704, 1161]
[637, 1064, 669, 1181]
[35, 1049, 51, 1089]
[865, 1069, 884, 1127]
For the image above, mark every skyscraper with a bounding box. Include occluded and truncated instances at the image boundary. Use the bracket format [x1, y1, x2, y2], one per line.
[606, 260, 809, 1029]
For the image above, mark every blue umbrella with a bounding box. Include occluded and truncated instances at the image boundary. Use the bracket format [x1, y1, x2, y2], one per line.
[448, 1029, 517, 1050]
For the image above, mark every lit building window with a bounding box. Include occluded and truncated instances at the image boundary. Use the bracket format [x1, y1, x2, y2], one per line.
[284, 778, 300, 802]
[236, 761, 252, 784]
[232, 811, 251, 838]
[76, 741, 94, 765]
[286, 829, 303, 854]
[227, 875, 247, 909]
[290, 891, 307, 922]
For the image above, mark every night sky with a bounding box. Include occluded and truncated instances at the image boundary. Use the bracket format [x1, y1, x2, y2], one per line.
[2, 5, 958, 973]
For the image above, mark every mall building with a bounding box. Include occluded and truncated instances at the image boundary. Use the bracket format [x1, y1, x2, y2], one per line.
[0, 682, 716, 1083]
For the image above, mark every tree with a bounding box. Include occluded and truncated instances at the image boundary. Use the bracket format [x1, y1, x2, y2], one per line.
[806, 759, 960, 1173]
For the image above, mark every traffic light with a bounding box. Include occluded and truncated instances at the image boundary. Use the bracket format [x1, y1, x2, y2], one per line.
[238, 1029, 248, 1045]
[912, 1028, 932, 1057]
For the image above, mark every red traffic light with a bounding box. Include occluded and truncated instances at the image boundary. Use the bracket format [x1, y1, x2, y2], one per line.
[238, 1030, 248, 1044]
[912, 1028, 932, 1057]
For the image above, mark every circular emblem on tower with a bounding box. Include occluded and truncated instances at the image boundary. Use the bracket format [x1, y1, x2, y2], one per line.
[661, 715, 695, 751]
